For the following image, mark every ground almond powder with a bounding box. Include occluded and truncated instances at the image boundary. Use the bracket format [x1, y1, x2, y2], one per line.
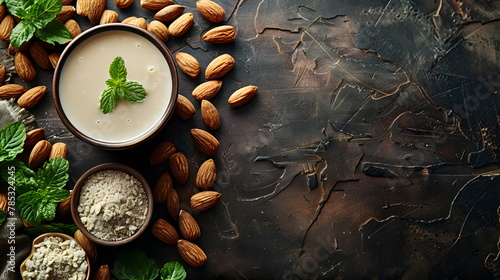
[78, 169, 148, 240]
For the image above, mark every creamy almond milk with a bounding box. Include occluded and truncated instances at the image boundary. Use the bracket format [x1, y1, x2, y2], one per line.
[59, 30, 173, 143]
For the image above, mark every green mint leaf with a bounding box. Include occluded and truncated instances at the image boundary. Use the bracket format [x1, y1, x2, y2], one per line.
[109, 56, 127, 82]
[10, 21, 36, 49]
[36, 157, 69, 190]
[122, 81, 146, 103]
[100, 87, 118, 114]
[24, 223, 78, 238]
[160, 261, 186, 280]
[0, 158, 36, 194]
[114, 249, 159, 280]
[35, 19, 72, 46]
[4, 0, 30, 18]
[27, 0, 61, 29]
[0, 121, 26, 162]
[0, 208, 5, 226]
[100, 56, 147, 114]
[18, 188, 68, 226]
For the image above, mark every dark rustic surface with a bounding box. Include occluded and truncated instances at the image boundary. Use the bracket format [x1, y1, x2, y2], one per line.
[2, 0, 500, 279]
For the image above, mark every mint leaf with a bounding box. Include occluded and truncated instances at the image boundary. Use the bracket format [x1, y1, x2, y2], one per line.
[27, 0, 61, 29]
[99, 56, 147, 114]
[160, 262, 186, 280]
[16, 158, 70, 226]
[36, 157, 69, 189]
[122, 81, 146, 103]
[0, 121, 26, 162]
[18, 191, 61, 226]
[114, 249, 159, 280]
[109, 56, 127, 82]
[100, 87, 118, 114]
[0, 158, 36, 194]
[35, 19, 72, 45]
[10, 21, 36, 49]
[5, 0, 30, 18]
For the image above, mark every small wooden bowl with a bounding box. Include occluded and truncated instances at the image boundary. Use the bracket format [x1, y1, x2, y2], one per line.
[20, 232, 91, 280]
[71, 163, 153, 246]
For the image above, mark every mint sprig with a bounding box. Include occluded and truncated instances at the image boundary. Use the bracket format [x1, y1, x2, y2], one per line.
[160, 261, 186, 280]
[6, 0, 72, 48]
[0, 121, 26, 162]
[114, 249, 159, 280]
[17, 157, 70, 226]
[100, 56, 146, 114]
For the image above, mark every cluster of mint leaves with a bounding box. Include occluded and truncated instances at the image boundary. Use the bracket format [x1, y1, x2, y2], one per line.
[100, 56, 147, 114]
[114, 249, 186, 280]
[2, 0, 72, 49]
[0, 121, 70, 226]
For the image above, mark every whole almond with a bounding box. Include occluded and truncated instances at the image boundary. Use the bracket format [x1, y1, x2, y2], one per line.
[93, 265, 111, 280]
[169, 13, 194, 37]
[0, 65, 5, 85]
[153, 172, 172, 203]
[56, 191, 71, 216]
[49, 142, 68, 159]
[29, 140, 51, 169]
[17, 86, 46, 109]
[190, 191, 221, 212]
[167, 188, 180, 220]
[14, 52, 36, 82]
[100, 10, 119, 25]
[196, 0, 225, 23]
[175, 52, 200, 78]
[129, 17, 147, 29]
[74, 229, 97, 262]
[155, 4, 185, 22]
[201, 99, 220, 130]
[115, 0, 133, 8]
[0, 193, 7, 213]
[192, 80, 222, 101]
[29, 41, 52, 70]
[179, 210, 201, 241]
[150, 141, 176, 165]
[196, 158, 216, 189]
[228, 85, 258, 107]
[177, 239, 207, 268]
[24, 128, 44, 150]
[0, 84, 27, 99]
[152, 218, 179, 244]
[56, 5, 76, 23]
[141, 0, 174, 10]
[76, 0, 90, 17]
[202, 25, 236, 43]
[0, 15, 14, 41]
[190, 128, 219, 156]
[147, 20, 169, 42]
[63, 0, 74, 5]
[48, 52, 61, 69]
[65, 19, 82, 38]
[205, 54, 235, 80]
[175, 94, 196, 119]
[122, 16, 137, 24]
[87, 0, 106, 24]
[169, 152, 189, 184]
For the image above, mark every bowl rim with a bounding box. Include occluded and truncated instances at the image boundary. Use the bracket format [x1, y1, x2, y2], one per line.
[20, 232, 91, 280]
[52, 23, 179, 150]
[70, 163, 154, 246]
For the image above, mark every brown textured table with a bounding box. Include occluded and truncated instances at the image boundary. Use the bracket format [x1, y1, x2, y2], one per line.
[3, 0, 500, 279]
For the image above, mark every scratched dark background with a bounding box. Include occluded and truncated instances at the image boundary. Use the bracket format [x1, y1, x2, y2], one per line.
[1, 0, 499, 279]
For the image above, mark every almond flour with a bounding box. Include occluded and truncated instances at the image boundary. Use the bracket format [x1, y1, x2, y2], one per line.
[77, 169, 148, 241]
[22, 236, 88, 280]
